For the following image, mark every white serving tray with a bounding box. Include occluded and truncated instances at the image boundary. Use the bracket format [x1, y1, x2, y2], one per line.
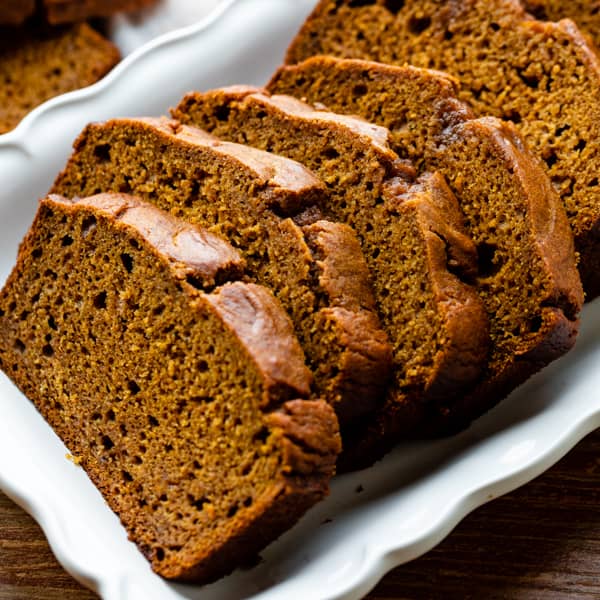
[1, 1, 599, 599]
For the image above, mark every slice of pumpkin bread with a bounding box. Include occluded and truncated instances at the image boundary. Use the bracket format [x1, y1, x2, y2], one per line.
[173, 87, 488, 463]
[0, 22, 120, 134]
[0, 193, 340, 582]
[284, 0, 600, 300]
[269, 56, 583, 435]
[51, 117, 392, 426]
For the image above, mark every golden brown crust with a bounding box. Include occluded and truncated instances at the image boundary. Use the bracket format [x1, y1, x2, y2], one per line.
[0, 194, 339, 583]
[204, 282, 312, 402]
[52, 117, 391, 425]
[302, 219, 378, 312]
[0, 22, 120, 134]
[49, 193, 246, 289]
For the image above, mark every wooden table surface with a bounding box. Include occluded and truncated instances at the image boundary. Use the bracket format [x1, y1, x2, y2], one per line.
[1, 430, 600, 599]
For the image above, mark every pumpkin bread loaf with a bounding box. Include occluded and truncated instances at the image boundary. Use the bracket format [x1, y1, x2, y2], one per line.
[51, 117, 392, 426]
[285, 1, 600, 300]
[523, 0, 600, 48]
[0, 193, 340, 582]
[173, 86, 488, 463]
[0, 22, 120, 134]
[269, 57, 583, 434]
[43, 0, 158, 24]
[0, 0, 35, 25]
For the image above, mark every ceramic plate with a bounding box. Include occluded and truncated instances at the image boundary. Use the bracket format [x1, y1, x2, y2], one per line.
[1, 1, 599, 599]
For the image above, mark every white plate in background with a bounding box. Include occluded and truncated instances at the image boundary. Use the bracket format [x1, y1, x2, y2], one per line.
[1, 1, 599, 599]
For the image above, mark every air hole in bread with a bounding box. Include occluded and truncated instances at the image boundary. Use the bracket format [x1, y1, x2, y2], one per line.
[101, 435, 114, 450]
[384, 0, 405, 13]
[347, 0, 377, 7]
[13, 339, 25, 353]
[352, 84, 368, 97]
[215, 105, 230, 121]
[81, 215, 97, 236]
[185, 274, 206, 290]
[120, 253, 133, 273]
[477, 242, 501, 278]
[188, 495, 208, 511]
[119, 176, 132, 194]
[127, 379, 140, 395]
[93, 144, 111, 162]
[408, 15, 431, 34]
[253, 426, 269, 444]
[528, 315, 543, 333]
[517, 71, 539, 90]
[42, 344, 53, 357]
[93, 291, 107, 309]
[61, 235, 73, 247]
[148, 415, 159, 427]
[32, 247, 43, 258]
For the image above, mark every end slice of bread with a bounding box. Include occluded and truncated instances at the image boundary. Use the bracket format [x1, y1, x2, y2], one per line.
[0, 192, 340, 582]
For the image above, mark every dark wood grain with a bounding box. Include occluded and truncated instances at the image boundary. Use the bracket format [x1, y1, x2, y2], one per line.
[2, 429, 600, 599]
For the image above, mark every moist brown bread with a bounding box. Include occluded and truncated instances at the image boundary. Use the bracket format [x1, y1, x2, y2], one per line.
[172, 86, 488, 464]
[523, 0, 600, 48]
[285, 0, 600, 300]
[51, 117, 392, 426]
[0, 192, 340, 582]
[0, 22, 120, 134]
[268, 56, 583, 434]
[0, 0, 35, 25]
[43, 0, 158, 24]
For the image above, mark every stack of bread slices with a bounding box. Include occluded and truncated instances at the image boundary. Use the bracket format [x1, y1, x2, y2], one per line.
[1, 0, 597, 585]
